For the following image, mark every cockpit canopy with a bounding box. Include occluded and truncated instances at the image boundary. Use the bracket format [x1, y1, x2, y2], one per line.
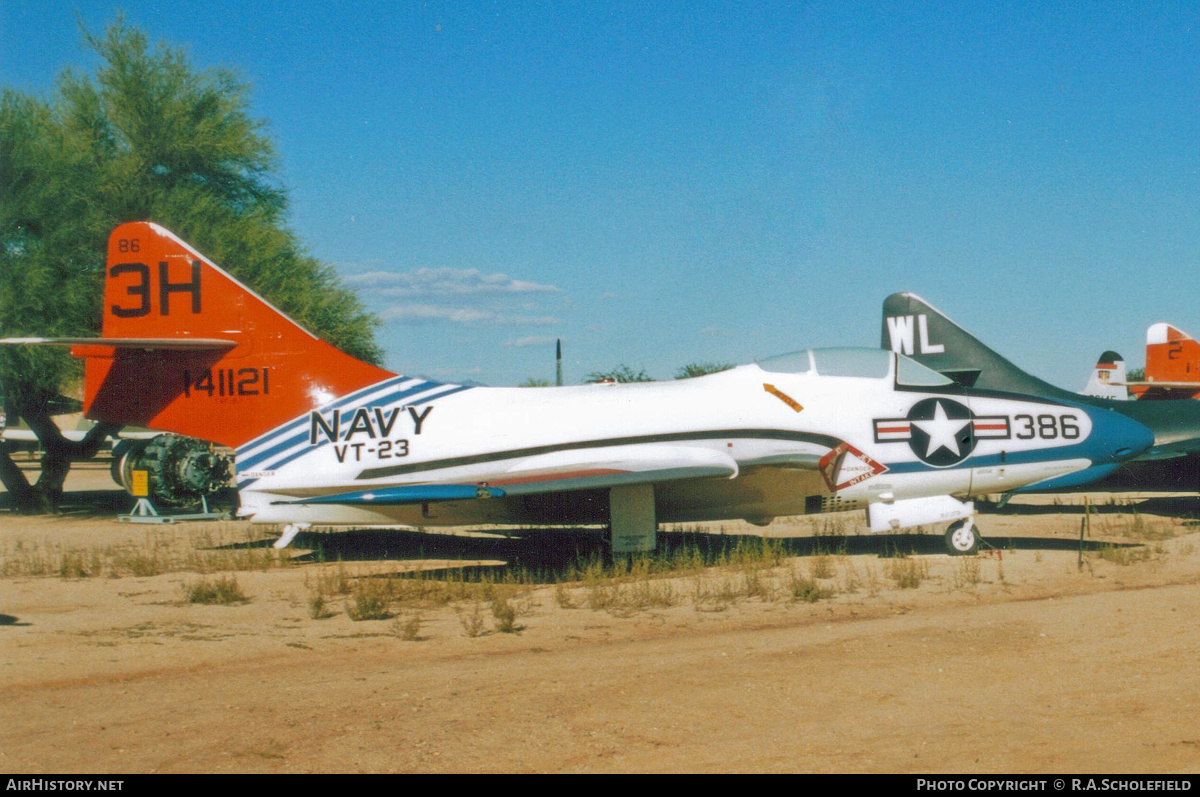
[757, 347, 953, 387]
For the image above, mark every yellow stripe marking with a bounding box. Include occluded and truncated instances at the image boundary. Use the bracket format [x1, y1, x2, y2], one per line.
[763, 383, 803, 412]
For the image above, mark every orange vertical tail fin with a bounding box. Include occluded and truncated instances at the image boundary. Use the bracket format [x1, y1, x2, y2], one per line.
[1130, 323, 1200, 400]
[81, 222, 396, 448]
[1144, 323, 1200, 384]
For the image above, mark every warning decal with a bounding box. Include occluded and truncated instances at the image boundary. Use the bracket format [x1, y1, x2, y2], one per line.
[818, 442, 887, 492]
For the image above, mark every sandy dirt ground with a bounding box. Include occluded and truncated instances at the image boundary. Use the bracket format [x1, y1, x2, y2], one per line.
[2, 461, 1200, 773]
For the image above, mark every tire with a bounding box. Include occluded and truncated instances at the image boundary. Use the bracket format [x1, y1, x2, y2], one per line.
[945, 519, 979, 556]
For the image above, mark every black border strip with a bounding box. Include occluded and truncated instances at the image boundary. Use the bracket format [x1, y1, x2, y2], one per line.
[355, 429, 843, 481]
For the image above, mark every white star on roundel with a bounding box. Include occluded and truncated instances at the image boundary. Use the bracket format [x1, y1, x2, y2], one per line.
[911, 400, 971, 459]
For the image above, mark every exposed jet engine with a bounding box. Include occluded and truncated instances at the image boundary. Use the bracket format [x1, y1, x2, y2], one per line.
[111, 434, 233, 508]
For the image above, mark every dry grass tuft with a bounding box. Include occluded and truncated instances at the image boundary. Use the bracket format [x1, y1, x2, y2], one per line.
[490, 595, 518, 633]
[884, 556, 928, 589]
[1094, 544, 1152, 567]
[395, 612, 422, 641]
[459, 602, 487, 637]
[788, 568, 831, 603]
[345, 578, 392, 621]
[182, 575, 248, 605]
[952, 556, 982, 588]
[808, 554, 834, 580]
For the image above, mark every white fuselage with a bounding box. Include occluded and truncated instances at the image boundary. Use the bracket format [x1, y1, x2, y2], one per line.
[234, 353, 1117, 529]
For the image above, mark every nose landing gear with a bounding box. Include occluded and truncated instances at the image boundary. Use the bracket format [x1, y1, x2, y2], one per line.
[945, 518, 980, 555]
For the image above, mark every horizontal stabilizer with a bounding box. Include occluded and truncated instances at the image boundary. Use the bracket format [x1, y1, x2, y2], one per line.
[2, 428, 159, 443]
[279, 484, 505, 506]
[1133, 447, 1191, 461]
[1126, 380, 1200, 389]
[0, 337, 236, 351]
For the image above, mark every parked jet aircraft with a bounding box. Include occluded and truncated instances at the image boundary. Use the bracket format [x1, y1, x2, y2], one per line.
[1128, 323, 1200, 400]
[1076, 324, 1200, 402]
[0, 225, 1156, 555]
[882, 293, 1200, 491]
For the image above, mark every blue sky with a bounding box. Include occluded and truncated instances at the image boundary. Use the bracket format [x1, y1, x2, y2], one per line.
[5, 2, 1200, 387]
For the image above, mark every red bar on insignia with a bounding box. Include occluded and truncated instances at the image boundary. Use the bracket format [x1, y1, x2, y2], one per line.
[874, 420, 911, 441]
[972, 418, 1009, 437]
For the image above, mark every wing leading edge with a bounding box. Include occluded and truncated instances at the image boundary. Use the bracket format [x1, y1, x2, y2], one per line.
[272, 443, 742, 506]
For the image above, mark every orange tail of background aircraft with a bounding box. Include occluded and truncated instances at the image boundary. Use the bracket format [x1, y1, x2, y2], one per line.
[1132, 323, 1200, 400]
[76, 222, 395, 448]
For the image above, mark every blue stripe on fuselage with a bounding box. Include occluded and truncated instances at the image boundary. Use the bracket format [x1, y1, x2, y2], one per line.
[235, 383, 471, 490]
[237, 379, 440, 471]
[881, 445, 1097, 476]
[236, 375, 416, 460]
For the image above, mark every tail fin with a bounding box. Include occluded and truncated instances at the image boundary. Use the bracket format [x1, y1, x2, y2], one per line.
[1127, 322, 1200, 400]
[80, 222, 395, 448]
[880, 292, 1076, 401]
[1145, 323, 1200, 384]
[1081, 351, 1128, 400]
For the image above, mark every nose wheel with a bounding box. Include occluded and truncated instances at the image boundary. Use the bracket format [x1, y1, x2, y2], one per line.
[945, 518, 980, 555]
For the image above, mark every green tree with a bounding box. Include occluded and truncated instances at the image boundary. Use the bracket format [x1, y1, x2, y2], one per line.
[585, 365, 654, 383]
[674, 361, 734, 379]
[0, 20, 382, 510]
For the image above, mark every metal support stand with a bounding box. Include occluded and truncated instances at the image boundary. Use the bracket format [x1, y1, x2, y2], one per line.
[127, 498, 159, 518]
[118, 494, 229, 524]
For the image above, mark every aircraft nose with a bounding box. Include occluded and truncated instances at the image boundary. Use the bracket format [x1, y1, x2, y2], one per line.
[1085, 406, 1154, 463]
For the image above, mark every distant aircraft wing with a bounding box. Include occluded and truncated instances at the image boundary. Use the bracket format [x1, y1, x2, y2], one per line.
[2, 427, 160, 442]
[1, 428, 93, 443]
[1124, 381, 1200, 389]
[280, 443, 741, 505]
